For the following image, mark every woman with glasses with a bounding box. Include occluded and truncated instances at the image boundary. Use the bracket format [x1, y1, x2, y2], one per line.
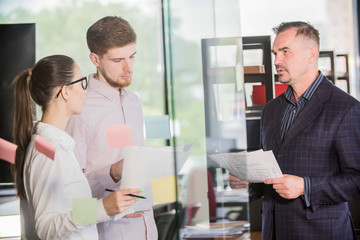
[12, 55, 140, 239]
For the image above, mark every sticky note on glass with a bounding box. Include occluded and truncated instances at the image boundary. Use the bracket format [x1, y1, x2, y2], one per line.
[144, 115, 171, 140]
[72, 198, 97, 224]
[151, 175, 177, 205]
[34, 135, 56, 160]
[0, 138, 17, 164]
[106, 125, 133, 148]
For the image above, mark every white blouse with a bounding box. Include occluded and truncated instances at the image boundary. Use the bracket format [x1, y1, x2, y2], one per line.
[21, 122, 110, 240]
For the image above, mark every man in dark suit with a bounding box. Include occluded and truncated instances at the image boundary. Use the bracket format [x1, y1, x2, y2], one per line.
[229, 21, 360, 240]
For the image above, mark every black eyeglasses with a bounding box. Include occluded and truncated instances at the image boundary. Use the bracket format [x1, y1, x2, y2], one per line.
[55, 76, 88, 99]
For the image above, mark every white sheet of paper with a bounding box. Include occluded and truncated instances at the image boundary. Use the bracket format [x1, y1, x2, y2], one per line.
[114, 144, 191, 220]
[208, 149, 282, 183]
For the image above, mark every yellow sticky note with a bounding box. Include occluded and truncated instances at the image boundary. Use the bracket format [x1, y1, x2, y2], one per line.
[72, 198, 97, 224]
[151, 175, 178, 204]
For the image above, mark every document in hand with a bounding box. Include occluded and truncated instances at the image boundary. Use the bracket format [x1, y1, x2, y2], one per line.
[208, 149, 282, 183]
[114, 144, 192, 220]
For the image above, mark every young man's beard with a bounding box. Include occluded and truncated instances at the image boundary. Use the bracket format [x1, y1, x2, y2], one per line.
[99, 68, 131, 89]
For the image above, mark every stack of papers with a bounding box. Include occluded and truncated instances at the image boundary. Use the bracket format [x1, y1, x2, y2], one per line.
[182, 221, 249, 238]
[208, 149, 282, 183]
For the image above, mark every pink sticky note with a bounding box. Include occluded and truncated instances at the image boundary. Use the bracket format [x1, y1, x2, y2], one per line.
[0, 138, 17, 164]
[34, 135, 57, 160]
[106, 125, 133, 148]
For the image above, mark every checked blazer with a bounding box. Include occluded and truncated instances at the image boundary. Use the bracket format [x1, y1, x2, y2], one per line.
[252, 75, 360, 240]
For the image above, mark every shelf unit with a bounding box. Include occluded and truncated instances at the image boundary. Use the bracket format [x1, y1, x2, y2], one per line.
[242, 36, 274, 118]
[318, 51, 350, 93]
[336, 53, 350, 93]
[319, 51, 336, 83]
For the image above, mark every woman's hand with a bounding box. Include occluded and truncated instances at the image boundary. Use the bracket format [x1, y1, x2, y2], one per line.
[102, 188, 140, 216]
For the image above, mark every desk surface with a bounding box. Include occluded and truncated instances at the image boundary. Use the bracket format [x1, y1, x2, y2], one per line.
[0, 194, 20, 239]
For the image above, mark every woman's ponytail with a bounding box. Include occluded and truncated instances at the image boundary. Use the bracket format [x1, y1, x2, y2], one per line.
[11, 69, 35, 199]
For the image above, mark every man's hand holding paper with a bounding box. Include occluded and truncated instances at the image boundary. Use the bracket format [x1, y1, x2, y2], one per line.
[229, 173, 250, 189]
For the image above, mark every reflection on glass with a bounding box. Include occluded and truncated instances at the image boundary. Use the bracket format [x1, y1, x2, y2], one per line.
[209, 45, 238, 67]
[202, 37, 247, 150]
[213, 83, 237, 121]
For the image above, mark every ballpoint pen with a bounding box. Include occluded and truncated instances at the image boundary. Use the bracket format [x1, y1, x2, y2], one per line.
[105, 188, 146, 199]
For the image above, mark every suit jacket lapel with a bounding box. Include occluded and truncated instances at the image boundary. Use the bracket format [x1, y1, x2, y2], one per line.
[281, 79, 331, 147]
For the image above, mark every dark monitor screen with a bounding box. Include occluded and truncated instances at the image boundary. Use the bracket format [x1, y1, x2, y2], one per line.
[0, 23, 35, 183]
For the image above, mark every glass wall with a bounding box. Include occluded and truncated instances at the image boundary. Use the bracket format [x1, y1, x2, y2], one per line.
[162, 0, 253, 239]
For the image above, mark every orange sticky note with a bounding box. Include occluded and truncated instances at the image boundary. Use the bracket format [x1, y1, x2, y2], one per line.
[0, 138, 17, 164]
[106, 125, 133, 148]
[34, 135, 57, 160]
